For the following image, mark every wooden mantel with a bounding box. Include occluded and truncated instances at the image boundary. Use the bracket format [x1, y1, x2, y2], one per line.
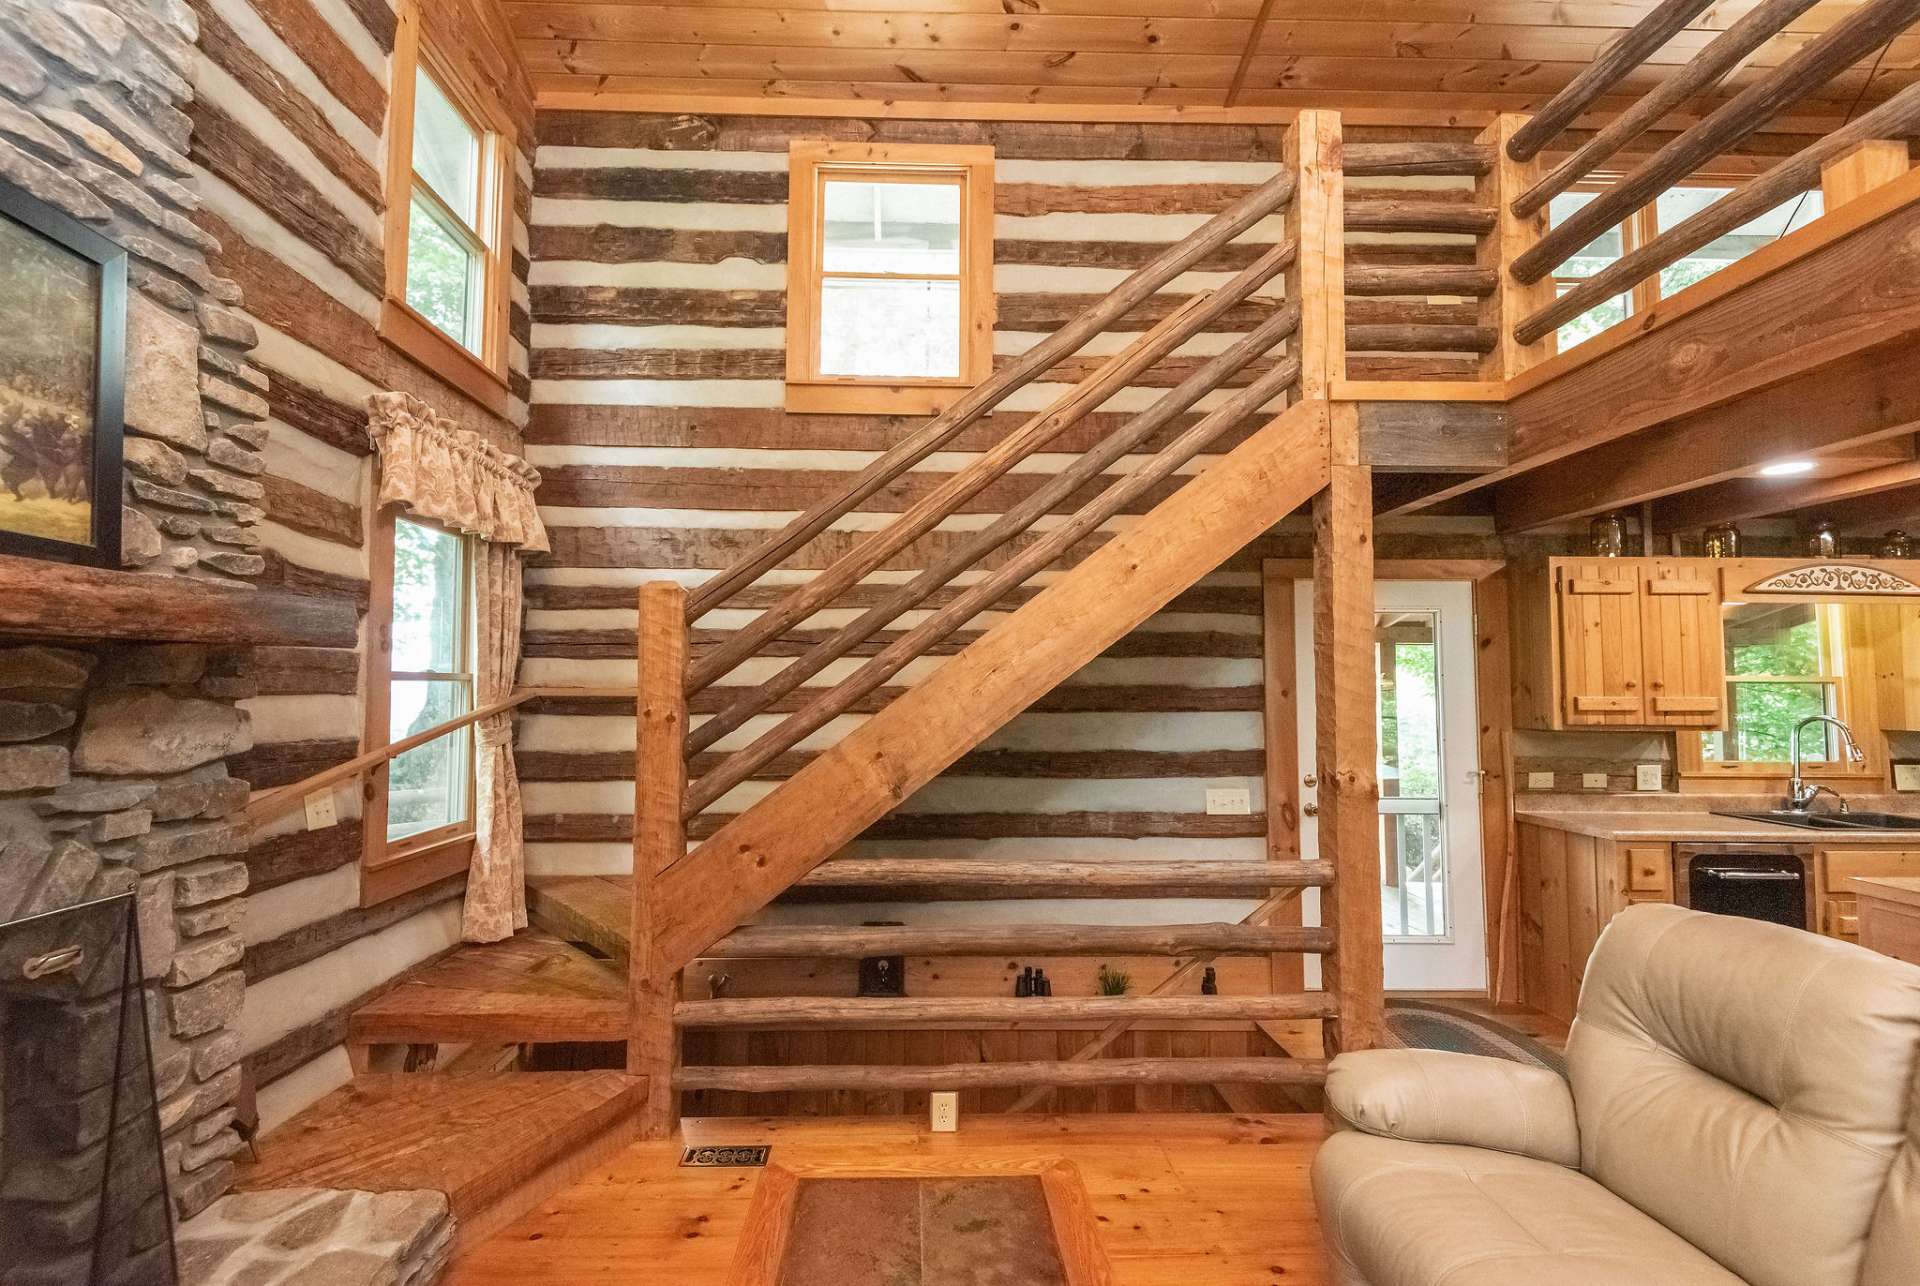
[0, 554, 359, 648]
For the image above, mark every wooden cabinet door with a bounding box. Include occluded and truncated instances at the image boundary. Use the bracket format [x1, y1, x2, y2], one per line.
[1557, 561, 1646, 725]
[1639, 560, 1725, 727]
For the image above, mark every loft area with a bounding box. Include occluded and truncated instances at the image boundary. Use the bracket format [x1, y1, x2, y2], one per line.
[0, 2, 1918, 1284]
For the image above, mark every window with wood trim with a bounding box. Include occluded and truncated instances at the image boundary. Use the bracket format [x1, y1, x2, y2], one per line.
[380, 2, 515, 415]
[1549, 182, 1824, 351]
[785, 141, 995, 414]
[363, 505, 477, 902]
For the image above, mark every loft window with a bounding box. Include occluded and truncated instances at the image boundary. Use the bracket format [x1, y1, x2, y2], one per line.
[1549, 183, 1825, 351]
[785, 142, 994, 414]
[379, 5, 514, 415]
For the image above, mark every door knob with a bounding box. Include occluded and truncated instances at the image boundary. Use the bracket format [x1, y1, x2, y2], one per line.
[1302, 802, 1319, 816]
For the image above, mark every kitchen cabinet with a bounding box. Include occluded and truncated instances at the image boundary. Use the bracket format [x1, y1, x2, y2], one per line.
[1813, 848, 1920, 947]
[1512, 557, 1725, 730]
[1514, 824, 1668, 1021]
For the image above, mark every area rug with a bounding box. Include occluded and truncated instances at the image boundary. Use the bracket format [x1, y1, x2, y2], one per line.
[1384, 999, 1568, 1077]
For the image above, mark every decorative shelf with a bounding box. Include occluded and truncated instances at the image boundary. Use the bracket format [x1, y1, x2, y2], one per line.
[0, 554, 359, 648]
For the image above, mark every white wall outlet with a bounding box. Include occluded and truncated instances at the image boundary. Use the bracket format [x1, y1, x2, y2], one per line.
[1636, 763, 1663, 791]
[1527, 772, 1555, 790]
[930, 1091, 958, 1133]
[1896, 763, 1920, 792]
[1206, 787, 1252, 815]
[1582, 772, 1609, 790]
[303, 788, 339, 831]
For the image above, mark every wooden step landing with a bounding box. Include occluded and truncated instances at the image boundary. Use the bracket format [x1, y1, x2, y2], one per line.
[348, 930, 629, 1048]
[233, 1072, 646, 1236]
[529, 874, 632, 966]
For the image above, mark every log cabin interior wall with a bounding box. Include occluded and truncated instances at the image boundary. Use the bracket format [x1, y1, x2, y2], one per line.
[184, 0, 535, 1133]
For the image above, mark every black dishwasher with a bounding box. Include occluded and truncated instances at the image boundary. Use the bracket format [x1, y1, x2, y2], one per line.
[1674, 843, 1811, 930]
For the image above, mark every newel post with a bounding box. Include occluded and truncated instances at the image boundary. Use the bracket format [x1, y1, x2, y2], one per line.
[630, 581, 687, 1138]
[1478, 113, 1559, 380]
[1283, 109, 1345, 402]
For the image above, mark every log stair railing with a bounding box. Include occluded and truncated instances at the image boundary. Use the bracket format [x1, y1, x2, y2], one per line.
[615, 113, 1384, 1136]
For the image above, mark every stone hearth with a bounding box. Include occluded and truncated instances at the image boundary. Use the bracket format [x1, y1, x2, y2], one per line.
[176, 1188, 453, 1286]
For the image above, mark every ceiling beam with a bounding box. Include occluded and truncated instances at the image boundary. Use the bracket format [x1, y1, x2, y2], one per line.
[1356, 402, 1508, 473]
[1224, 0, 1280, 108]
[1492, 336, 1920, 530]
[1651, 454, 1920, 532]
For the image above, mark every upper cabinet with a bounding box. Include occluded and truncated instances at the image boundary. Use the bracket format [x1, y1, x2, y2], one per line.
[1513, 557, 1726, 730]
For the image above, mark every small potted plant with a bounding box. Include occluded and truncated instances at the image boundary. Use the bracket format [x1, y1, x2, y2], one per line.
[1096, 963, 1131, 996]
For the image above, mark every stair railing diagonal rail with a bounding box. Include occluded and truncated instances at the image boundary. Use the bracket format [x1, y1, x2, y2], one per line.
[682, 294, 1305, 762]
[683, 342, 1305, 818]
[681, 166, 1299, 623]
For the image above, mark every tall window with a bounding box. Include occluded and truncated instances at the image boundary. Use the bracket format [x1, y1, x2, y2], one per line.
[381, 4, 513, 414]
[386, 516, 473, 843]
[786, 142, 994, 414]
[1550, 184, 1825, 350]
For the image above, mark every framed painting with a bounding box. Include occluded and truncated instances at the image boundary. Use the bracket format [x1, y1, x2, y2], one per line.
[0, 176, 126, 567]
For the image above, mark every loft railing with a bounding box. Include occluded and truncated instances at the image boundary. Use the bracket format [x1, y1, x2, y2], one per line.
[1498, 0, 1920, 352]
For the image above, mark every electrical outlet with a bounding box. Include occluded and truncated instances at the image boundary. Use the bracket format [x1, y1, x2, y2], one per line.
[1527, 772, 1555, 790]
[1582, 772, 1608, 790]
[930, 1091, 958, 1133]
[1897, 763, 1920, 792]
[1205, 788, 1251, 815]
[303, 789, 339, 831]
[1636, 763, 1663, 791]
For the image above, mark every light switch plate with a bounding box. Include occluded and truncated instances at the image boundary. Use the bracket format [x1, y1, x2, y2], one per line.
[1527, 771, 1555, 790]
[930, 1091, 958, 1133]
[303, 788, 339, 831]
[1897, 762, 1920, 792]
[1636, 763, 1663, 791]
[1582, 772, 1609, 790]
[1206, 788, 1252, 815]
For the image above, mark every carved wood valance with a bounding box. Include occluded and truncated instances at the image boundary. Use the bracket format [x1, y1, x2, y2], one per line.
[1742, 563, 1920, 597]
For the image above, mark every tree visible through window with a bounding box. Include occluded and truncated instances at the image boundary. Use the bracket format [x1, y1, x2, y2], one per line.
[387, 516, 473, 842]
[1702, 603, 1843, 766]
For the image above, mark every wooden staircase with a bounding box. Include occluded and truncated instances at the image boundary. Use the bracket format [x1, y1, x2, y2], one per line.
[613, 112, 1386, 1136]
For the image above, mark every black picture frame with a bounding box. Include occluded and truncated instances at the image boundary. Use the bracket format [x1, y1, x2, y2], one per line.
[0, 176, 126, 568]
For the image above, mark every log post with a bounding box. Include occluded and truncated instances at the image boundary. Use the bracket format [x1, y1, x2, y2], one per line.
[1820, 139, 1911, 211]
[1477, 114, 1558, 380]
[1313, 464, 1385, 1054]
[630, 581, 687, 1138]
[1285, 109, 1345, 400]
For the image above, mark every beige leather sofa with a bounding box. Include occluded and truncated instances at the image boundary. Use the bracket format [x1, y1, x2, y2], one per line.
[1313, 903, 1920, 1286]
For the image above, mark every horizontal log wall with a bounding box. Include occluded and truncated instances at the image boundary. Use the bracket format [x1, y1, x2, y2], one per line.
[520, 113, 1488, 935]
[188, 0, 534, 1131]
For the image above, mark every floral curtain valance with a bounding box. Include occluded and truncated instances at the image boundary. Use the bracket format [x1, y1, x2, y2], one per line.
[365, 391, 548, 553]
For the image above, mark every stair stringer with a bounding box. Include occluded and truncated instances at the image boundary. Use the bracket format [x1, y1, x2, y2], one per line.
[650, 398, 1332, 973]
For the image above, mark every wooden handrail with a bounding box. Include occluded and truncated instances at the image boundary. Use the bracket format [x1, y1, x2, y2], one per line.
[1510, 0, 1920, 286]
[681, 166, 1299, 621]
[684, 354, 1305, 814]
[1517, 80, 1920, 345]
[241, 690, 536, 830]
[683, 302, 1305, 761]
[1503, 0, 1718, 163]
[1511, 0, 1827, 219]
[681, 237, 1300, 695]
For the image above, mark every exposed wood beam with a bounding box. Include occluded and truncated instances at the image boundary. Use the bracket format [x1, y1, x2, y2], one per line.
[1356, 402, 1508, 473]
[1225, 0, 1279, 108]
[1650, 452, 1920, 532]
[1494, 337, 1920, 530]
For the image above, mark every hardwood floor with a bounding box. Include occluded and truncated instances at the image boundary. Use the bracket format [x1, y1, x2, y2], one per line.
[448, 1114, 1334, 1285]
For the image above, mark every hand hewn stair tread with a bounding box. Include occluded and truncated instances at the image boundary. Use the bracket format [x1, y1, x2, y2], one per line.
[675, 994, 1338, 1027]
[791, 858, 1334, 899]
[676, 1057, 1329, 1092]
[348, 931, 628, 1047]
[231, 1071, 646, 1221]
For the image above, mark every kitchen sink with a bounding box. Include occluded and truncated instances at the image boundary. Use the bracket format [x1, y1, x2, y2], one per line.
[1713, 809, 1920, 831]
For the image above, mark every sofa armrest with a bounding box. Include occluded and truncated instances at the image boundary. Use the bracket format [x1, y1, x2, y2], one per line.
[1325, 1048, 1580, 1168]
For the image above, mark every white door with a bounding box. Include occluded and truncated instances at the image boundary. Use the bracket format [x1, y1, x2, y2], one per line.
[1293, 580, 1487, 993]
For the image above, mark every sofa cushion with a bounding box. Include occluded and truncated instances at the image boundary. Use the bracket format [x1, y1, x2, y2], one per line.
[1313, 1131, 1745, 1286]
[1569, 905, 1920, 1286]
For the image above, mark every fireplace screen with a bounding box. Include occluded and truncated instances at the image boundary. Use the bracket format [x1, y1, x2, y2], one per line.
[1, 892, 179, 1285]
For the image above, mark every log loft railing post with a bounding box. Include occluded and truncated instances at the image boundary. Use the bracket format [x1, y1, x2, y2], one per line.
[1285, 108, 1345, 401]
[1477, 113, 1557, 381]
[1314, 461, 1385, 1054]
[630, 581, 687, 1138]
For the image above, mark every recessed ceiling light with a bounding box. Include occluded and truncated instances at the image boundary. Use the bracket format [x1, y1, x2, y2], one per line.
[1760, 459, 1817, 477]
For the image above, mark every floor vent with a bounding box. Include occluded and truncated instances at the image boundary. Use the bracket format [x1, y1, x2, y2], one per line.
[680, 1144, 770, 1168]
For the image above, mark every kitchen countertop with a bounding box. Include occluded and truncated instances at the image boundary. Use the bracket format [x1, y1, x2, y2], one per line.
[1516, 809, 1920, 843]
[1848, 876, 1920, 910]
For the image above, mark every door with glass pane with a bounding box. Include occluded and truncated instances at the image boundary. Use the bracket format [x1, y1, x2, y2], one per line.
[1294, 580, 1487, 992]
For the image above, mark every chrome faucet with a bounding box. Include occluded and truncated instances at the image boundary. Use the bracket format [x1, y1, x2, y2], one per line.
[1788, 715, 1865, 811]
